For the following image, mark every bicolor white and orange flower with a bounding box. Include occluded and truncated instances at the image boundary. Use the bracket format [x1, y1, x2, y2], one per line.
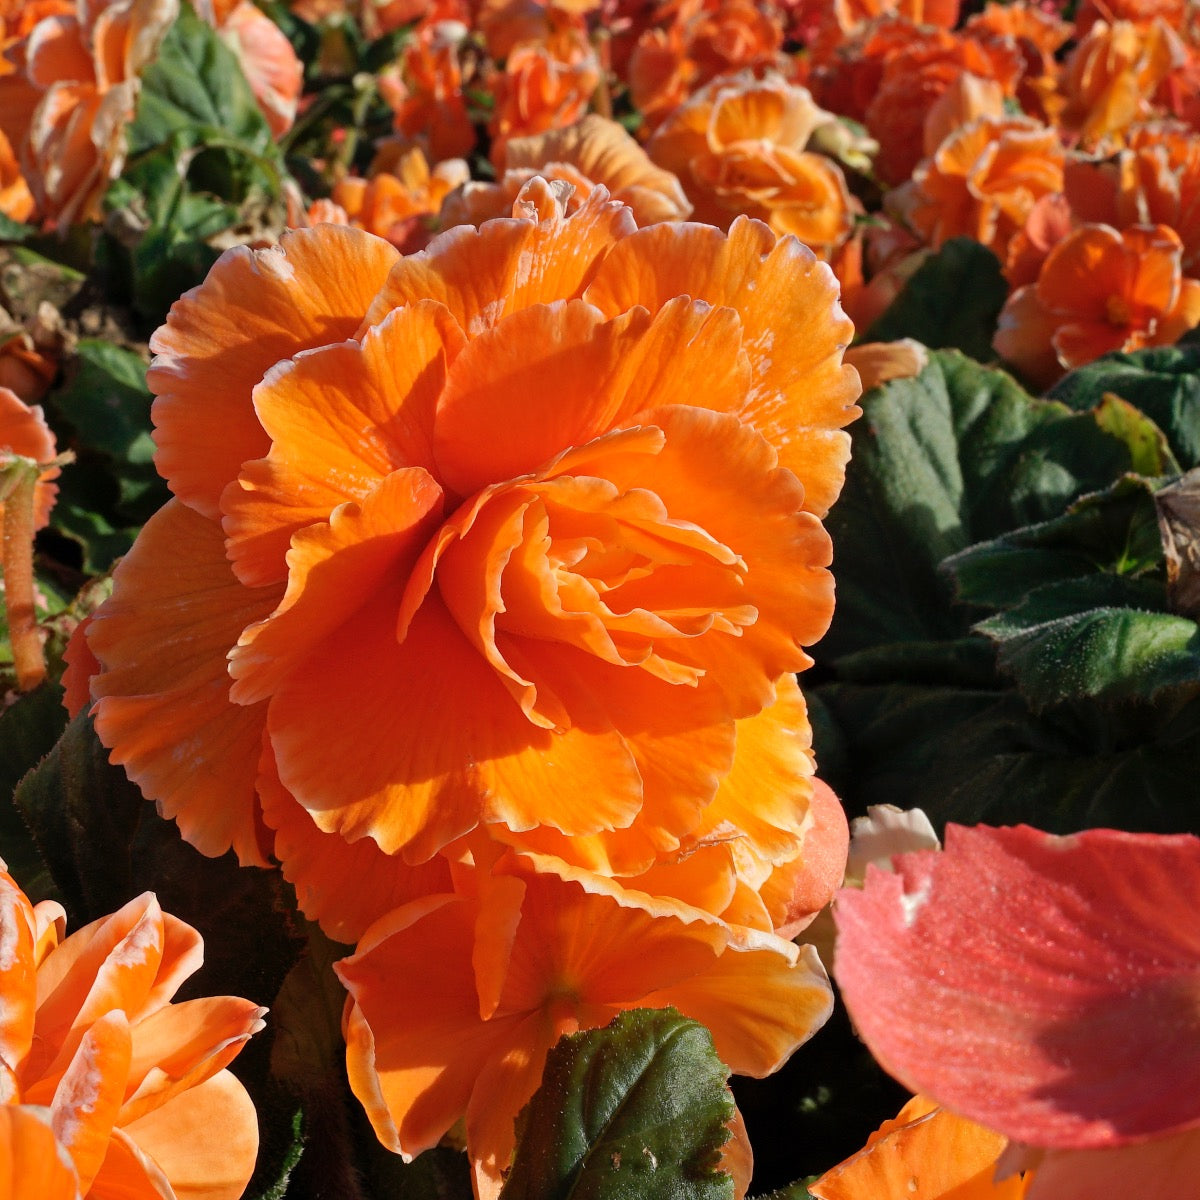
[0, 864, 264, 1198]
[834, 823, 1200, 1200]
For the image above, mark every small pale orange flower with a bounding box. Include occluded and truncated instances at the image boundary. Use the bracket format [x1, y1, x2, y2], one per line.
[338, 851, 834, 1198]
[0, 865, 264, 1199]
[0, 126, 32, 222]
[994, 222, 1200, 388]
[647, 70, 858, 255]
[440, 114, 692, 229]
[0, 0, 177, 228]
[77, 180, 860, 940]
[908, 115, 1065, 258]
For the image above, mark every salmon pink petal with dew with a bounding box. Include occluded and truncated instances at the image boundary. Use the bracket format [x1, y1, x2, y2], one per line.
[834, 825, 1200, 1149]
[149, 226, 399, 520]
[87, 501, 280, 866]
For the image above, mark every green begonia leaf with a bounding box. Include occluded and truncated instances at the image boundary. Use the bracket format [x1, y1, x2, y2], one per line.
[944, 476, 1165, 611]
[863, 238, 1007, 361]
[501, 1008, 735, 1200]
[821, 350, 1133, 662]
[1048, 342, 1200, 469]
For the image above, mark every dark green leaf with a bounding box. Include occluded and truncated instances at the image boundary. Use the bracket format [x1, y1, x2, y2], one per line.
[945, 475, 1166, 611]
[976, 576, 1200, 708]
[863, 238, 1007, 360]
[129, 4, 274, 161]
[52, 340, 155, 465]
[821, 351, 1133, 661]
[501, 1008, 735, 1200]
[1048, 342, 1200, 468]
[0, 213, 34, 242]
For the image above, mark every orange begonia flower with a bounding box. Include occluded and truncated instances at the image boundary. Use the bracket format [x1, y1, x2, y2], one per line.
[0, 864, 264, 1198]
[1064, 123, 1200, 275]
[647, 70, 858, 256]
[833, 824, 1200, 1200]
[0, 0, 177, 229]
[440, 114, 692, 229]
[312, 149, 471, 253]
[810, 1095, 1030, 1199]
[487, 32, 601, 165]
[993, 221, 1200, 388]
[337, 852, 833, 1198]
[627, 0, 790, 130]
[78, 181, 860, 940]
[0, 127, 32, 222]
[1057, 18, 1186, 146]
[908, 115, 1065, 258]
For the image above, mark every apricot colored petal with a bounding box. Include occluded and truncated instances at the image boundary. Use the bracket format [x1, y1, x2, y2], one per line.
[118, 1070, 260, 1200]
[833, 825, 1200, 1149]
[229, 468, 445, 705]
[219, 1, 303, 137]
[118, 996, 266, 1125]
[61, 615, 99, 719]
[433, 297, 748, 497]
[87, 1127, 173, 1200]
[0, 388, 59, 528]
[25, 17, 93, 89]
[149, 226, 399, 520]
[337, 897, 522, 1158]
[844, 340, 928, 392]
[50, 1010, 132, 1192]
[1035, 225, 1124, 318]
[992, 285, 1063, 390]
[0, 872, 36, 1080]
[809, 1104, 1021, 1200]
[87, 501, 279, 866]
[268, 587, 642, 863]
[1159, 278, 1200, 344]
[361, 179, 635, 337]
[1124, 227, 1185, 314]
[622, 841, 740, 919]
[695, 672, 815, 869]
[258, 751, 452, 944]
[601, 406, 834, 710]
[223, 302, 460, 587]
[1051, 319, 1133, 370]
[644, 936, 832, 1078]
[1024, 1127, 1200, 1200]
[763, 777, 850, 939]
[583, 216, 860, 516]
[0, 1106, 80, 1199]
[465, 1012, 582, 1200]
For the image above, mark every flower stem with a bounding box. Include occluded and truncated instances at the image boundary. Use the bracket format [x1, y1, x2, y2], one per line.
[2, 460, 44, 691]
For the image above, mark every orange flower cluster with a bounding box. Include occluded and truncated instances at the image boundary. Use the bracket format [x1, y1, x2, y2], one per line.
[75, 179, 861, 1193]
[0, 864, 263, 1198]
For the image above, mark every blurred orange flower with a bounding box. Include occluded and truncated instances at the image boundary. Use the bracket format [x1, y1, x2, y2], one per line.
[647, 70, 858, 255]
[440, 114, 692, 228]
[312, 149, 470, 252]
[0, 0, 177, 229]
[488, 32, 601, 163]
[993, 222, 1200, 388]
[338, 852, 834, 1198]
[0, 866, 264, 1199]
[810, 1095, 1030, 1199]
[78, 181, 859, 939]
[908, 115, 1064, 258]
[0, 126, 32, 222]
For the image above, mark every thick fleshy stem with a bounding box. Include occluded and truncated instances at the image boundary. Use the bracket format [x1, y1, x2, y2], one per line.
[1, 451, 71, 692]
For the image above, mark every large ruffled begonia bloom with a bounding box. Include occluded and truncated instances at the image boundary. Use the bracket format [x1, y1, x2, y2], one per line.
[338, 850, 834, 1199]
[647, 70, 858, 257]
[0, 864, 264, 1199]
[834, 823, 1200, 1200]
[809, 1094, 1030, 1199]
[993, 221, 1200, 388]
[0, 0, 178, 228]
[76, 180, 861, 942]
